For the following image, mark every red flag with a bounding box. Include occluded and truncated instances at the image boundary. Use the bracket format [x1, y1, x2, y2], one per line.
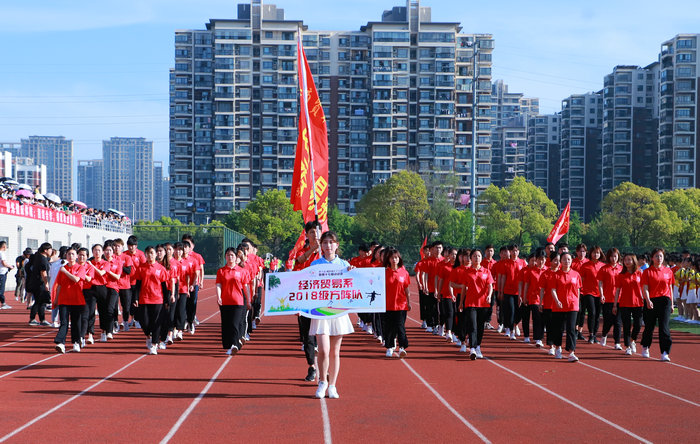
[547, 201, 570, 244]
[419, 236, 428, 259]
[291, 34, 329, 231]
[287, 230, 307, 270]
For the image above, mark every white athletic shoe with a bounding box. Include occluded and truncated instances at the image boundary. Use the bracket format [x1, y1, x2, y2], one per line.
[88, 334, 94, 345]
[470, 348, 477, 360]
[454, 338, 462, 346]
[148, 345, 158, 355]
[514, 326, 520, 337]
[625, 347, 632, 355]
[661, 352, 671, 362]
[327, 385, 339, 399]
[251, 321, 256, 330]
[100, 333, 107, 343]
[176, 330, 183, 341]
[190, 324, 196, 335]
[641, 347, 650, 358]
[421, 321, 427, 329]
[504, 328, 511, 337]
[106, 332, 113, 340]
[425, 326, 433, 333]
[315, 381, 328, 399]
[146, 338, 152, 350]
[459, 344, 467, 353]
[366, 325, 374, 335]
[497, 324, 504, 333]
[614, 343, 622, 350]
[166, 334, 174, 345]
[601, 337, 607, 347]
[630, 342, 637, 353]
[81, 338, 86, 348]
[568, 352, 579, 362]
[523, 337, 531, 344]
[548, 346, 556, 355]
[385, 348, 394, 358]
[244, 333, 251, 341]
[475, 346, 483, 359]
[437, 325, 444, 337]
[398, 348, 407, 358]
[55, 343, 66, 354]
[535, 340, 543, 348]
[72, 342, 81, 353]
[158, 341, 167, 350]
[509, 332, 516, 340]
[377, 335, 383, 343]
[555, 347, 562, 359]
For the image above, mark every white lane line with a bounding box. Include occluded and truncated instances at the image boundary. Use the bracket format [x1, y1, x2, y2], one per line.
[598, 342, 700, 373]
[320, 398, 332, 444]
[0, 331, 52, 348]
[0, 354, 147, 443]
[578, 361, 700, 407]
[400, 359, 491, 443]
[0, 354, 62, 379]
[486, 358, 652, 443]
[159, 355, 232, 444]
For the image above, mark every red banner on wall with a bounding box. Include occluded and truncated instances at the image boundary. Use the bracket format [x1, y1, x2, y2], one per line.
[0, 198, 83, 227]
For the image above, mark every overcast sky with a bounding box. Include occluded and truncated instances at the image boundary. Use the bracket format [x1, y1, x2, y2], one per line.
[1, 0, 698, 177]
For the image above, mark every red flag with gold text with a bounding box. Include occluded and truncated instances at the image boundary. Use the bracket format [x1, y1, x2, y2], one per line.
[547, 201, 570, 244]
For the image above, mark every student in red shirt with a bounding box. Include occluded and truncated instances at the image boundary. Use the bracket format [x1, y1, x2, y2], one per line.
[613, 253, 644, 355]
[578, 245, 605, 344]
[491, 246, 509, 332]
[572, 243, 588, 271]
[113, 239, 134, 332]
[182, 239, 201, 334]
[497, 245, 522, 340]
[640, 248, 675, 361]
[76, 247, 94, 348]
[172, 242, 190, 341]
[383, 247, 411, 358]
[424, 241, 444, 333]
[53, 248, 88, 353]
[126, 235, 146, 327]
[539, 252, 561, 355]
[455, 249, 493, 360]
[597, 248, 622, 348]
[158, 243, 179, 346]
[550, 252, 582, 362]
[449, 248, 471, 350]
[217, 246, 252, 355]
[436, 247, 457, 341]
[84, 244, 107, 345]
[99, 241, 122, 342]
[481, 244, 497, 330]
[521, 249, 547, 346]
[414, 245, 431, 329]
[134, 246, 168, 355]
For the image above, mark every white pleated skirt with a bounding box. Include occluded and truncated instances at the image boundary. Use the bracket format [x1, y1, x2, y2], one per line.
[309, 314, 354, 336]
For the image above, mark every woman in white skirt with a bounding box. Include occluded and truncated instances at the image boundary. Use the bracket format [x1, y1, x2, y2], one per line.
[309, 231, 355, 399]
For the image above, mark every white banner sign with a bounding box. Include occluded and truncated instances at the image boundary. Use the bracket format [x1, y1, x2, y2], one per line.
[264, 264, 386, 319]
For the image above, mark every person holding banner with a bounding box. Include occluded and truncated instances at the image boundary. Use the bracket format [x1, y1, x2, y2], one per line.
[383, 247, 411, 358]
[296, 220, 322, 383]
[310, 231, 354, 399]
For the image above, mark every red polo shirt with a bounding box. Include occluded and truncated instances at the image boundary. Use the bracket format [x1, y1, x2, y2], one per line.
[385, 266, 410, 311]
[216, 265, 251, 305]
[553, 269, 582, 312]
[615, 271, 644, 307]
[641, 266, 675, 299]
[135, 262, 168, 304]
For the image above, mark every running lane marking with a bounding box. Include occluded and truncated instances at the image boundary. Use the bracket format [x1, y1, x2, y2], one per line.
[401, 359, 491, 443]
[159, 355, 232, 444]
[599, 342, 700, 373]
[0, 331, 52, 348]
[0, 354, 62, 379]
[486, 358, 652, 443]
[320, 398, 332, 444]
[0, 354, 147, 443]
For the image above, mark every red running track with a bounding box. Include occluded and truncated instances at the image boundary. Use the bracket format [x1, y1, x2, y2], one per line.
[0, 279, 698, 443]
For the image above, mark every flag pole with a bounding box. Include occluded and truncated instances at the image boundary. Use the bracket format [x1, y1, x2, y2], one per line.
[297, 30, 320, 222]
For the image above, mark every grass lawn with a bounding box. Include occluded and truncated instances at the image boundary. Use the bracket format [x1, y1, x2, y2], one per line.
[670, 309, 700, 334]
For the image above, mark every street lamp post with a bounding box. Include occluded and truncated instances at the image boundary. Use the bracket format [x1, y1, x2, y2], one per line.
[470, 39, 479, 248]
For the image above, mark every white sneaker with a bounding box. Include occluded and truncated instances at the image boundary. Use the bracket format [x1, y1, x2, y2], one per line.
[252, 320, 256, 330]
[327, 385, 339, 399]
[72, 342, 81, 352]
[446, 333, 454, 343]
[509, 332, 516, 340]
[166, 334, 174, 345]
[176, 330, 183, 341]
[568, 352, 579, 362]
[625, 347, 632, 355]
[548, 346, 556, 355]
[146, 338, 152, 350]
[535, 340, 543, 348]
[470, 348, 477, 360]
[515, 326, 520, 337]
[244, 333, 251, 341]
[523, 337, 531, 344]
[555, 347, 562, 359]
[53, 321, 60, 328]
[475, 346, 483, 359]
[194, 317, 200, 326]
[614, 343, 622, 350]
[377, 335, 383, 343]
[88, 334, 94, 345]
[601, 337, 607, 347]
[80, 338, 86, 348]
[358, 319, 364, 327]
[315, 381, 328, 398]
[504, 328, 511, 337]
[631, 342, 637, 353]
[229, 345, 239, 355]
[641, 347, 650, 358]
[460, 344, 467, 353]
[1, 304, 12, 309]
[100, 332, 108, 342]
[497, 324, 504, 333]
[398, 348, 407, 358]
[55, 343, 65, 354]
[421, 320, 427, 329]
[485, 322, 495, 330]
[425, 326, 433, 333]
[366, 325, 374, 335]
[148, 345, 158, 355]
[106, 332, 113, 340]
[385, 348, 394, 358]
[454, 338, 461, 346]
[158, 341, 167, 350]
[437, 325, 444, 336]
[661, 352, 671, 362]
[190, 324, 196, 334]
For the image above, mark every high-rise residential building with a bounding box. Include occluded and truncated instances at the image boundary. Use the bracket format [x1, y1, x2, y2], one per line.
[490, 80, 538, 187]
[658, 34, 699, 191]
[77, 159, 104, 209]
[102, 137, 153, 221]
[0, 142, 21, 158]
[19, 136, 73, 199]
[526, 113, 561, 204]
[1, 151, 47, 194]
[560, 92, 603, 221]
[601, 64, 659, 196]
[153, 161, 169, 220]
[170, 0, 493, 223]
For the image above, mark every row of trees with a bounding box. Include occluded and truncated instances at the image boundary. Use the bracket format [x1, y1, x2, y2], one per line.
[162, 172, 699, 261]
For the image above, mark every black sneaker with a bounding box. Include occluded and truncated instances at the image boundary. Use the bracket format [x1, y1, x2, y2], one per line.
[305, 367, 316, 382]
